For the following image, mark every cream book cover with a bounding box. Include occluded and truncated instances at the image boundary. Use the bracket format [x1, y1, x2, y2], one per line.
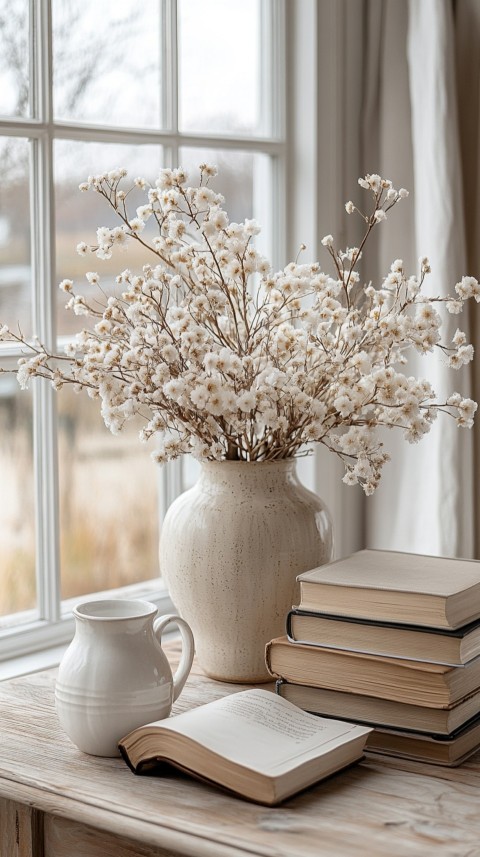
[297, 550, 480, 628]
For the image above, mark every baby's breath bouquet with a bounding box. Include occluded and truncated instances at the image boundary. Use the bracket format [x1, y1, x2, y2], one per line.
[1, 166, 478, 494]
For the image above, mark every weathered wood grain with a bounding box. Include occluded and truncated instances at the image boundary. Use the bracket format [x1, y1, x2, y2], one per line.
[44, 815, 178, 857]
[1, 641, 480, 856]
[0, 798, 44, 857]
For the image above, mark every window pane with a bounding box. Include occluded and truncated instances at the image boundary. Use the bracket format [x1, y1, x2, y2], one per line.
[58, 388, 160, 601]
[0, 380, 35, 621]
[180, 147, 255, 222]
[179, 0, 261, 135]
[52, 0, 162, 128]
[54, 140, 164, 335]
[0, 136, 31, 338]
[0, 1, 30, 117]
[179, 148, 273, 259]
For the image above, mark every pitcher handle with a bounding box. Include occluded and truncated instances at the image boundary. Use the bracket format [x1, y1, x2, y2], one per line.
[153, 614, 195, 702]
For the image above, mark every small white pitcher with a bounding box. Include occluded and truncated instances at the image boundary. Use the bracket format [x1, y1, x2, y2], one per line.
[55, 599, 195, 757]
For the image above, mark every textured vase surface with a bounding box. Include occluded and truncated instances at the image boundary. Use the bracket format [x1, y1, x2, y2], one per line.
[160, 459, 333, 682]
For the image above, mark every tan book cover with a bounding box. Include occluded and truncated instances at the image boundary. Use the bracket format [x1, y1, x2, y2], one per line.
[265, 636, 480, 707]
[287, 610, 480, 665]
[366, 715, 480, 766]
[297, 550, 480, 629]
[276, 682, 480, 735]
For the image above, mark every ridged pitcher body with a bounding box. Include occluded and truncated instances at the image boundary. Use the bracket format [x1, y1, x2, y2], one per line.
[55, 599, 194, 756]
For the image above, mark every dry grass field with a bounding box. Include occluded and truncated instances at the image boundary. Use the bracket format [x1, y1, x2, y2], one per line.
[0, 385, 159, 619]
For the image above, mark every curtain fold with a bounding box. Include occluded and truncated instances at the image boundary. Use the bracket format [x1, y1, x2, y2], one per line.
[360, 0, 474, 557]
[455, 0, 480, 556]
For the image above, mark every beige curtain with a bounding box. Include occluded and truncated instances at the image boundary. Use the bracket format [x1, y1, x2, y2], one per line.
[455, 0, 480, 557]
[350, 0, 477, 558]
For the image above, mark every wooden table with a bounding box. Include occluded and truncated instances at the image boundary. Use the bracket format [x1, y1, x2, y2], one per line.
[1, 641, 480, 857]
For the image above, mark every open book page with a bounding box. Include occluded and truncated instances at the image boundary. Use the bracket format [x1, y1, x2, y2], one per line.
[146, 689, 370, 775]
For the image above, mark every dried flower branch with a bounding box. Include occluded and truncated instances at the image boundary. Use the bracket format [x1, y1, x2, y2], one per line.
[1, 167, 477, 493]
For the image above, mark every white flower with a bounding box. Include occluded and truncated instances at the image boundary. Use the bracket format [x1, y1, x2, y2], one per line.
[73, 296, 89, 316]
[367, 174, 382, 192]
[206, 392, 225, 416]
[455, 276, 480, 302]
[374, 210, 387, 222]
[136, 204, 153, 221]
[129, 217, 145, 234]
[321, 235, 334, 247]
[59, 279, 74, 292]
[200, 163, 218, 177]
[244, 218, 261, 235]
[190, 386, 209, 409]
[453, 329, 467, 346]
[237, 391, 256, 413]
[163, 379, 186, 401]
[345, 201, 355, 214]
[446, 299, 463, 314]
[76, 242, 88, 256]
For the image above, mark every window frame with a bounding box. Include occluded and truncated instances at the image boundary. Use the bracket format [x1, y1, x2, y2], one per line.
[0, 0, 287, 668]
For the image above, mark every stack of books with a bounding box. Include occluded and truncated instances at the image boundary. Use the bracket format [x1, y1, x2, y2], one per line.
[265, 549, 480, 766]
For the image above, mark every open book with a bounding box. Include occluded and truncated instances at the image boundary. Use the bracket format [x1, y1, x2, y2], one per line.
[118, 689, 371, 805]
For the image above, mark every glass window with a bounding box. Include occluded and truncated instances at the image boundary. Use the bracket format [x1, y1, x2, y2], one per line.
[0, 1, 30, 117]
[52, 0, 163, 128]
[0, 0, 284, 658]
[178, 0, 262, 135]
[58, 388, 159, 601]
[0, 383, 35, 621]
[0, 137, 31, 337]
[54, 140, 164, 334]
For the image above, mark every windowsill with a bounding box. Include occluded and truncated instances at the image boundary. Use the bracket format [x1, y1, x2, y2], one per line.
[0, 644, 69, 682]
[0, 578, 176, 680]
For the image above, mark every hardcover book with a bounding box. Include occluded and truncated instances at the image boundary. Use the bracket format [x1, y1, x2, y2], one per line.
[296, 550, 480, 629]
[276, 681, 480, 735]
[366, 714, 480, 766]
[265, 636, 480, 707]
[118, 689, 371, 806]
[287, 609, 480, 665]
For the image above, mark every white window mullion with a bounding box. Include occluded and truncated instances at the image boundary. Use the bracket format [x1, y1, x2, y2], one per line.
[31, 0, 61, 623]
[270, 0, 286, 270]
[163, 0, 179, 168]
[159, 0, 184, 505]
[260, 0, 285, 141]
[163, 0, 178, 135]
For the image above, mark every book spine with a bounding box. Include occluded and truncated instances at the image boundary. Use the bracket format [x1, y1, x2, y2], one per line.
[285, 610, 295, 640]
[264, 641, 280, 679]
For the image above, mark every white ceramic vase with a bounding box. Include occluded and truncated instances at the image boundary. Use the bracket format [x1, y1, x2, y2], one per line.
[160, 460, 333, 683]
